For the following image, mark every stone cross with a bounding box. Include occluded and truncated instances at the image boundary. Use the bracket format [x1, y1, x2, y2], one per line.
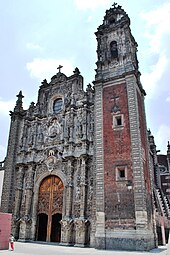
[57, 65, 63, 73]
[112, 2, 117, 8]
[111, 94, 119, 103]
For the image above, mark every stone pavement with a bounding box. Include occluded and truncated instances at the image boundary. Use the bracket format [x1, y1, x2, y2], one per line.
[0, 242, 168, 255]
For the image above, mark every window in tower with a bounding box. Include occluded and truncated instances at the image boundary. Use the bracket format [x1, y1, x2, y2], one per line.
[116, 166, 127, 181]
[119, 169, 125, 178]
[53, 98, 63, 113]
[110, 17, 116, 24]
[112, 114, 124, 129]
[110, 41, 118, 59]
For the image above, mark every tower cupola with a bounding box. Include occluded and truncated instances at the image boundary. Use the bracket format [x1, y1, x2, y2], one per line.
[95, 3, 138, 81]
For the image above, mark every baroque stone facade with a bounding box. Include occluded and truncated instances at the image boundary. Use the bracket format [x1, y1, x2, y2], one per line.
[1, 66, 95, 246]
[1, 4, 166, 251]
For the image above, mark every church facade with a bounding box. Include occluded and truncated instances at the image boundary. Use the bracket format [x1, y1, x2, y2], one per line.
[1, 4, 158, 251]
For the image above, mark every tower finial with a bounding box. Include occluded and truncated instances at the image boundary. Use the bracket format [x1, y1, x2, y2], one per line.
[57, 65, 63, 73]
[112, 3, 122, 9]
[14, 90, 24, 112]
[112, 2, 118, 8]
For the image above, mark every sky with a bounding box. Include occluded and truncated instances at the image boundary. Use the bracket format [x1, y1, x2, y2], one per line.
[0, 0, 170, 197]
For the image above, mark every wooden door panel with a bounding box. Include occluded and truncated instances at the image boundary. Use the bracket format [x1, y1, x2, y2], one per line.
[37, 175, 64, 242]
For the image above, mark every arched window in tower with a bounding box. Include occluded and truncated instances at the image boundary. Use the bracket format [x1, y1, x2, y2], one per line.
[109, 17, 116, 24]
[53, 98, 63, 113]
[110, 41, 118, 59]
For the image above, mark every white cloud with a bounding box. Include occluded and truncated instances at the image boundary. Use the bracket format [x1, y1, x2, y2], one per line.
[26, 42, 43, 51]
[141, 2, 170, 54]
[166, 96, 170, 102]
[0, 98, 15, 115]
[26, 58, 75, 82]
[75, 0, 111, 10]
[141, 54, 168, 98]
[140, 3, 170, 98]
[154, 124, 170, 154]
[87, 16, 93, 23]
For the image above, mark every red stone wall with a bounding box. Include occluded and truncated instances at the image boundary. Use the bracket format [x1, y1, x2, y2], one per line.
[0, 212, 12, 250]
[103, 83, 135, 229]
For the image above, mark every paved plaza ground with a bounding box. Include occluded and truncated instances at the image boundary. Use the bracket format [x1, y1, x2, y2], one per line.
[0, 242, 168, 255]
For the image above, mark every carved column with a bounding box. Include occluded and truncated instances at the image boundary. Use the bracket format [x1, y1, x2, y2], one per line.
[75, 157, 88, 246]
[61, 159, 74, 245]
[80, 157, 87, 218]
[12, 165, 24, 238]
[82, 108, 87, 140]
[24, 164, 35, 219]
[65, 159, 74, 217]
[74, 219, 89, 247]
[69, 110, 74, 143]
[19, 164, 35, 240]
[13, 166, 24, 220]
[60, 219, 74, 245]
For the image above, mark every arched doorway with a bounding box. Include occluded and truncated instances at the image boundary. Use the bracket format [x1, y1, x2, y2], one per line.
[36, 175, 64, 242]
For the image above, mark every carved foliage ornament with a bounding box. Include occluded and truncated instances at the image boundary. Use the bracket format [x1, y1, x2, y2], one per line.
[38, 175, 64, 215]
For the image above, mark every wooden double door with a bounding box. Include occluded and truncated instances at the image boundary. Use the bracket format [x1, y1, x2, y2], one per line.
[37, 175, 64, 242]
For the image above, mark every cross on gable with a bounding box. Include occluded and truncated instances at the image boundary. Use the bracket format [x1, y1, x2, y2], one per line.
[57, 65, 63, 73]
[112, 2, 118, 8]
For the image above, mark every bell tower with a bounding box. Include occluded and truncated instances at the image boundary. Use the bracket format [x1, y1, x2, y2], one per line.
[94, 3, 157, 251]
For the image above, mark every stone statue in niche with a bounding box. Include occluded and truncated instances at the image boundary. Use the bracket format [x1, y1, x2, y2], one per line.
[37, 125, 44, 144]
[48, 118, 61, 138]
[28, 126, 34, 145]
[64, 96, 70, 108]
[76, 186, 81, 200]
[20, 125, 28, 149]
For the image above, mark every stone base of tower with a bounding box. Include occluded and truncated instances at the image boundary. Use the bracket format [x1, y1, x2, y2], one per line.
[95, 230, 157, 251]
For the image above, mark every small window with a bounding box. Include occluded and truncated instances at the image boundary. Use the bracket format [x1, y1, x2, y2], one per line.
[119, 169, 125, 178]
[113, 115, 123, 129]
[110, 18, 116, 24]
[110, 41, 118, 59]
[116, 116, 122, 126]
[53, 98, 63, 113]
[116, 166, 127, 181]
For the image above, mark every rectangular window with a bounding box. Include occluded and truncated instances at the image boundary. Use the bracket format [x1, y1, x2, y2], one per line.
[116, 116, 122, 126]
[116, 166, 127, 181]
[119, 169, 125, 178]
[112, 114, 124, 129]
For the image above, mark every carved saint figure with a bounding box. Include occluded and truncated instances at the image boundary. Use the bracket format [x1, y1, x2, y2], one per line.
[48, 118, 61, 138]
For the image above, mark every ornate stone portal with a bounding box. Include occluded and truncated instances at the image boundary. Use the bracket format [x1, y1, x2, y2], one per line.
[1, 4, 159, 251]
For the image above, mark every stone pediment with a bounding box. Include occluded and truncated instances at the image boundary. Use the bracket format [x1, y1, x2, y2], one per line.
[50, 72, 67, 84]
